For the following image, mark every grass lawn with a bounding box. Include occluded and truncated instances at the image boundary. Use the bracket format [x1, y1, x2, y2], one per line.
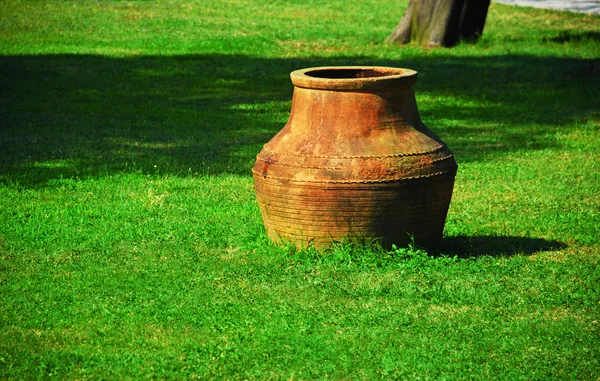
[1, 0, 599, 379]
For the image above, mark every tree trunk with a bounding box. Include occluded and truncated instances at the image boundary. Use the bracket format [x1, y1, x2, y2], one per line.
[458, 0, 491, 42]
[387, 0, 490, 47]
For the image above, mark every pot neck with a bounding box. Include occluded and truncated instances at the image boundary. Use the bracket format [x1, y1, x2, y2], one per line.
[287, 83, 423, 134]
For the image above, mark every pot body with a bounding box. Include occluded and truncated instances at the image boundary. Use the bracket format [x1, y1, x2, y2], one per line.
[252, 67, 457, 250]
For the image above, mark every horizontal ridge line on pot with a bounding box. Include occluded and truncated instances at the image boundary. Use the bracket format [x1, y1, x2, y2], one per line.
[254, 188, 449, 200]
[259, 144, 447, 159]
[270, 227, 440, 236]
[256, 153, 456, 170]
[264, 203, 452, 215]
[262, 200, 451, 211]
[252, 169, 453, 184]
[260, 205, 452, 221]
[290, 66, 418, 92]
[255, 195, 453, 206]
[266, 226, 441, 238]
[256, 201, 453, 212]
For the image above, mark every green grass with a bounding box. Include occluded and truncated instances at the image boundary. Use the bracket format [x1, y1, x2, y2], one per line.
[1, 0, 599, 379]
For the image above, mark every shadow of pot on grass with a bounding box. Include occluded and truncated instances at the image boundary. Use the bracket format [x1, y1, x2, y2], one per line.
[439, 235, 566, 258]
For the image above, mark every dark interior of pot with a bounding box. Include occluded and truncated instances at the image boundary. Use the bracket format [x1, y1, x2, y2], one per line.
[305, 68, 401, 79]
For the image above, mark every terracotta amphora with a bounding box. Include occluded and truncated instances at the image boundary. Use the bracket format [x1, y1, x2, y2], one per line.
[252, 66, 457, 250]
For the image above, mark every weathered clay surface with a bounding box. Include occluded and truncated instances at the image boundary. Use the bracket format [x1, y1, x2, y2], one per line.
[252, 67, 457, 250]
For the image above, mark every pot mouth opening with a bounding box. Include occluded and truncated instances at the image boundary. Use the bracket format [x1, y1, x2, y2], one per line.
[290, 66, 417, 91]
[304, 68, 401, 79]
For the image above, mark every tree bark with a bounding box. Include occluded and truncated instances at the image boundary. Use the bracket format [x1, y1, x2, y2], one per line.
[387, 0, 491, 47]
[387, 0, 415, 44]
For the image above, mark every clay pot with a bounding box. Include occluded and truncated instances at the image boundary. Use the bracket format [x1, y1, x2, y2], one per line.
[252, 66, 457, 250]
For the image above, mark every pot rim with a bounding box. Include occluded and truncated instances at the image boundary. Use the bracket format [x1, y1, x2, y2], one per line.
[290, 66, 417, 91]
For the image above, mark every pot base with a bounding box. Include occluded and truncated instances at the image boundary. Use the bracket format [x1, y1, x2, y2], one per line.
[253, 172, 455, 250]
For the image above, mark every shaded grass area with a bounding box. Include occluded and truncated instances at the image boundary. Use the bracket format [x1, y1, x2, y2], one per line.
[1, 53, 598, 183]
[1, 0, 599, 379]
